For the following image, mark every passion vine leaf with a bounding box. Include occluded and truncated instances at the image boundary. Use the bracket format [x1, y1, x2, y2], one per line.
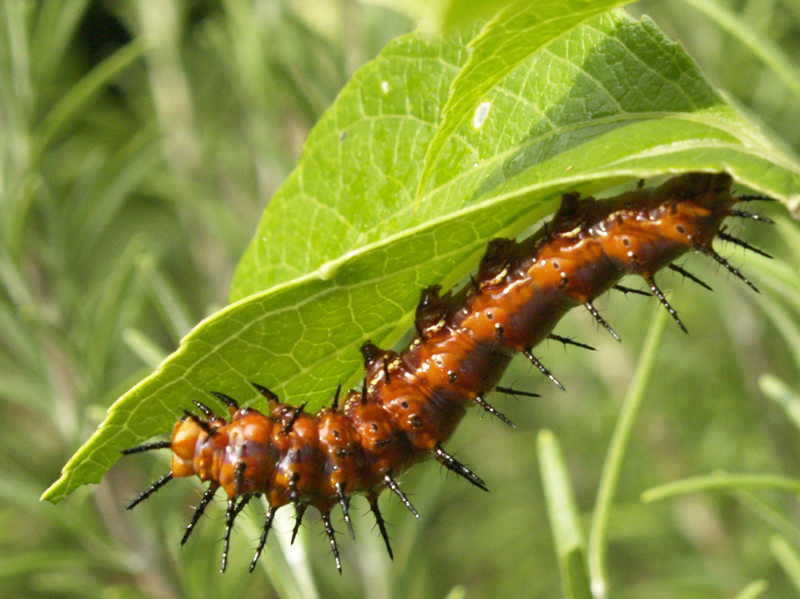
[417, 0, 638, 194]
[44, 9, 800, 503]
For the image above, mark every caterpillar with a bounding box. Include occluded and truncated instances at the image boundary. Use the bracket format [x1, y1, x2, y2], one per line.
[122, 171, 775, 573]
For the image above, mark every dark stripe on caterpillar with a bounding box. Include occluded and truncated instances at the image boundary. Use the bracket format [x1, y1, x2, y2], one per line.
[122, 172, 774, 572]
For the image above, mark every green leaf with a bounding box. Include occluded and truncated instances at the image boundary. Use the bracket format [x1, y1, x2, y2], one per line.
[537, 430, 592, 599]
[760, 374, 800, 433]
[442, 586, 467, 599]
[734, 490, 800, 548]
[416, 0, 637, 194]
[438, 0, 520, 31]
[771, 535, 800, 593]
[642, 473, 800, 503]
[230, 9, 800, 302]
[732, 580, 769, 599]
[44, 10, 800, 503]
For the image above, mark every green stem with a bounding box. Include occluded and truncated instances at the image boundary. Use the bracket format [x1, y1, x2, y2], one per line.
[587, 305, 669, 598]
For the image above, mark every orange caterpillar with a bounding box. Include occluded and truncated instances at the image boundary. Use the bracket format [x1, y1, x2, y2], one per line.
[123, 172, 774, 572]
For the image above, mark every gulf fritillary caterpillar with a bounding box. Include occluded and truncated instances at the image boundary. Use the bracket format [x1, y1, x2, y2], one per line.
[122, 171, 775, 573]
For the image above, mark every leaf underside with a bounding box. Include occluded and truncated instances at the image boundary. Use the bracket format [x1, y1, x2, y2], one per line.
[44, 10, 800, 503]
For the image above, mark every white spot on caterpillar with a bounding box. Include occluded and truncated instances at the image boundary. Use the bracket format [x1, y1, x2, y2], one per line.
[473, 101, 491, 129]
[381, 81, 390, 94]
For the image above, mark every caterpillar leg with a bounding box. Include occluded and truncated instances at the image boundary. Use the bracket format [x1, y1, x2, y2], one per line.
[182, 483, 219, 545]
[547, 334, 596, 351]
[668, 264, 713, 291]
[523, 349, 565, 391]
[728, 209, 774, 224]
[221, 462, 247, 573]
[290, 503, 307, 544]
[495, 386, 539, 399]
[210, 390, 239, 415]
[126, 472, 173, 510]
[704, 248, 759, 293]
[612, 284, 651, 297]
[281, 402, 308, 434]
[336, 482, 355, 540]
[221, 496, 251, 572]
[474, 393, 515, 427]
[321, 511, 342, 573]
[249, 506, 276, 573]
[368, 491, 393, 560]
[645, 276, 687, 333]
[434, 445, 488, 492]
[584, 301, 620, 341]
[384, 473, 419, 518]
[191, 400, 216, 418]
[718, 231, 774, 259]
[121, 441, 171, 455]
[736, 194, 776, 202]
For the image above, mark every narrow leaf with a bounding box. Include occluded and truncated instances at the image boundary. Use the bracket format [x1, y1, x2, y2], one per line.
[32, 37, 148, 163]
[537, 430, 592, 599]
[732, 580, 768, 599]
[760, 374, 800, 433]
[771, 535, 800, 592]
[642, 473, 800, 503]
[442, 586, 467, 599]
[734, 490, 800, 549]
[678, 0, 800, 100]
[588, 305, 669, 592]
[122, 329, 168, 370]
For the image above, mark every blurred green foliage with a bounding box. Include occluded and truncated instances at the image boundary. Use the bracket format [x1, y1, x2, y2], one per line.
[3, 1, 800, 598]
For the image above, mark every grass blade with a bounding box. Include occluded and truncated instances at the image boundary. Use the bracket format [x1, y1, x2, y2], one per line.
[587, 304, 669, 598]
[732, 580, 768, 599]
[734, 490, 800, 549]
[760, 374, 800, 433]
[642, 473, 800, 503]
[31, 37, 148, 163]
[678, 0, 800, 100]
[537, 430, 592, 599]
[770, 535, 800, 592]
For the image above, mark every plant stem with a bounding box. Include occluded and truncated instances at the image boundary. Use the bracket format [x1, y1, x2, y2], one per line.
[587, 305, 668, 598]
